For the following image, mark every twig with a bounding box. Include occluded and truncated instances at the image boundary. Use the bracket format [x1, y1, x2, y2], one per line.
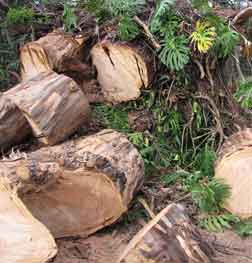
[206, 56, 214, 87]
[232, 7, 252, 25]
[133, 16, 161, 50]
[192, 59, 205, 79]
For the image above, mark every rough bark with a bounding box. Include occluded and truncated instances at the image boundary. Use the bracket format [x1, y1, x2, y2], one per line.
[90, 41, 151, 104]
[0, 95, 31, 152]
[215, 128, 252, 218]
[7, 71, 90, 146]
[0, 129, 144, 238]
[20, 31, 86, 81]
[118, 204, 214, 263]
[0, 184, 57, 263]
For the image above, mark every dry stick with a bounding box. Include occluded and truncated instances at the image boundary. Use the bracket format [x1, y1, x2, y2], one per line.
[133, 16, 161, 50]
[206, 55, 214, 87]
[192, 58, 205, 79]
[194, 94, 225, 152]
[232, 7, 252, 25]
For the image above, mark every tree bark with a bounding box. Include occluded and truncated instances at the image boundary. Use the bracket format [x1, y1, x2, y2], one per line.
[0, 95, 31, 152]
[215, 128, 252, 218]
[90, 41, 152, 104]
[118, 204, 214, 263]
[20, 31, 86, 81]
[7, 71, 90, 146]
[0, 184, 57, 263]
[0, 129, 144, 238]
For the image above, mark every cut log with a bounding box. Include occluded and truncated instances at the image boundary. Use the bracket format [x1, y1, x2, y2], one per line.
[20, 31, 86, 81]
[117, 203, 214, 263]
[7, 71, 90, 146]
[215, 128, 252, 218]
[0, 184, 57, 263]
[0, 95, 31, 152]
[0, 129, 144, 238]
[90, 41, 150, 104]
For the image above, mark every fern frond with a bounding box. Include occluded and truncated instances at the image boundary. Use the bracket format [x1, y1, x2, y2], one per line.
[200, 214, 239, 232]
[191, 178, 231, 213]
[118, 16, 140, 41]
[235, 81, 252, 109]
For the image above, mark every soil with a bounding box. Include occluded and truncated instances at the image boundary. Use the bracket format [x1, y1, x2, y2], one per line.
[52, 220, 252, 263]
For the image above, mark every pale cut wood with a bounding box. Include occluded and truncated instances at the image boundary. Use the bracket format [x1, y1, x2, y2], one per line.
[118, 203, 213, 263]
[7, 71, 90, 146]
[215, 128, 252, 218]
[20, 31, 86, 80]
[0, 95, 31, 152]
[0, 184, 57, 263]
[91, 41, 149, 104]
[0, 130, 144, 238]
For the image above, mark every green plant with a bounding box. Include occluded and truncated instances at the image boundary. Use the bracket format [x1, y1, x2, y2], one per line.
[150, 0, 176, 33]
[235, 219, 252, 236]
[159, 34, 190, 71]
[62, 4, 77, 32]
[200, 214, 239, 232]
[118, 17, 140, 41]
[235, 81, 252, 109]
[6, 7, 34, 25]
[190, 20, 216, 53]
[105, 0, 146, 17]
[191, 178, 231, 213]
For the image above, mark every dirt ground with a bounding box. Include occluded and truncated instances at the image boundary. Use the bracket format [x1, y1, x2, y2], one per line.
[52, 222, 252, 263]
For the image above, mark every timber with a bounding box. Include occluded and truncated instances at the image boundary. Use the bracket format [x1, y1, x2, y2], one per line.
[0, 129, 144, 238]
[0, 95, 31, 152]
[91, 41, 150, 104]
[118, 203, 213, 263]
[20, 31, 86, 80]
[215, 128, 252, 218]
[7, 71, 90, 146]
[0, 184, 57, 263]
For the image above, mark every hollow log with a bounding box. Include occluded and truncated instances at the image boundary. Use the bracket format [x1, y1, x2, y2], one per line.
[0, 129, 144, 238]
[118, 204, 214, 263]
[215, 128, 252, 218]
[90, 41, 151, 104]
[0, 95, 31, 152]
[7, 71, 90, 146]
[0, 184, 57, 263]
[20, 31, 86, 81]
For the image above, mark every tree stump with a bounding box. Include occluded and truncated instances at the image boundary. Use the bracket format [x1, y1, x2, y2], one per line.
[0, 95, 31, 152]
[0, 184, 57, 263]
[91, 41, 150, 104]
[215, 128, 252, 218]
[7, 71, 90, 146]
[20, 31, 86, 80]
[0, 130, 144, 238]
[118, 204, 214, 263]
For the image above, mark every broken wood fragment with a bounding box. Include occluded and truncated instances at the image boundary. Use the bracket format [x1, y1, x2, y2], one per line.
[7, 71, 90, 146]
[20, 31, 86, 80]
[0, 129, 144, 238]
[215, 128, 252, 218]
[118, 203, 214, 263]
[91, 41, 150, 104]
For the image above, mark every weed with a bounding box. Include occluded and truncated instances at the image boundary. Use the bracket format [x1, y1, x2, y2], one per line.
[235, 81, 252, 109]
[6, 7, 34, 25]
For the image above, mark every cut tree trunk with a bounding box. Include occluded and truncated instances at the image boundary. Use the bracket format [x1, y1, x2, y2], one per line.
[7, 71, 90, 146]
[0, 184, 57, 263]
[0, 95, 31, 152]
[0, 129, 144, 238]
[215, 128, 252, 218]
[118, 204, 214, 263]
[90, 41, 151, 104]
[20, 31, 86, 81]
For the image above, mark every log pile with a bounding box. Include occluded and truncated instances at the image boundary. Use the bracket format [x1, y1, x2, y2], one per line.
[215, 128, 252, 218]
